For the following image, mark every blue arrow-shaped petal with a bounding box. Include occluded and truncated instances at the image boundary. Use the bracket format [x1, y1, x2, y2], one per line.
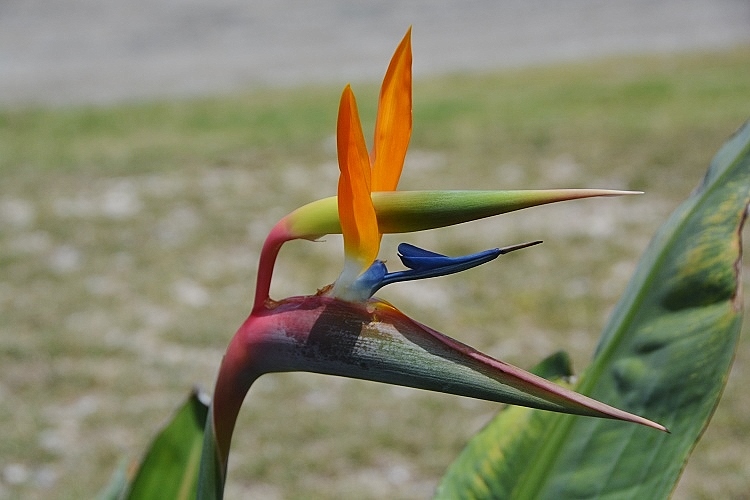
[369, 240, 542, 294]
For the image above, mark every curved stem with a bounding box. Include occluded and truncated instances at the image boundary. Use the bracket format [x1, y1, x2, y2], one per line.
[253, 221, 291, 312]
[200, 316, 264, 498]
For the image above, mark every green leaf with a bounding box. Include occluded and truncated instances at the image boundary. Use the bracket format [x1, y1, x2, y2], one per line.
[124, 388, 209, 500]
[437, 121, 750, 499]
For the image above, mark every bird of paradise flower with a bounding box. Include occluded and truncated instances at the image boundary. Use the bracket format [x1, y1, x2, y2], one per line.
[198, 28, 666, 498]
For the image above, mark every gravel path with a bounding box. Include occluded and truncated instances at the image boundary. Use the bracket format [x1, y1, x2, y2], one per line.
[2, 0, 749, 106]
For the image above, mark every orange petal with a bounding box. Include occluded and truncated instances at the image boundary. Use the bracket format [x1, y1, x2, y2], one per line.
[371, 27, 412, 192]
[337, 85, 380, 269]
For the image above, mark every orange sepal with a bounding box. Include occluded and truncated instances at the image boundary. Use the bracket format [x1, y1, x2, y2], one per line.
[371, 27, 412, 192]
[337, 85, 380, 269]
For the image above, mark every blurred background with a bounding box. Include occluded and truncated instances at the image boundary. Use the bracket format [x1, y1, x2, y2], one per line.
[1, 1, 750, 498]
[2, 0, 750, 106]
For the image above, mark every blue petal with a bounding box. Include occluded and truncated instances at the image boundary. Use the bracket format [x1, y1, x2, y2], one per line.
[353, 260, 388, 295]
[397, 243, 446, 267]
[366, 240, 542, 295]
[398, 242, 497, 271]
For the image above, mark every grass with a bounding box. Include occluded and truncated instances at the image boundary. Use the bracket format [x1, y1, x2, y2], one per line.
[1, 46, 749, 499]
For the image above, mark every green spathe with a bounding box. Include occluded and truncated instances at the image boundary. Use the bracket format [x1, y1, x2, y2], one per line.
[284, 189, 639, 239]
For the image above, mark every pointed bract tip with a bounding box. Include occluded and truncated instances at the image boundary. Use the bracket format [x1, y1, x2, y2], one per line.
[634, 416, 669, 433]
[597, 189, 644, 196]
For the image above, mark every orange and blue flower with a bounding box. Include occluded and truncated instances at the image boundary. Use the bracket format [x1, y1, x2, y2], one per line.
[200, 29, 666, 498]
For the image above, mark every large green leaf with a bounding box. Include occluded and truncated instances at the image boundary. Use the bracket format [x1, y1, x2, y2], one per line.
[437, 121, 750, 499]
[124, 389, 209, 500]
